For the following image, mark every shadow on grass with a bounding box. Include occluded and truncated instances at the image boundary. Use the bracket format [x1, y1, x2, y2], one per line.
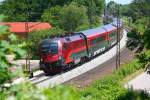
[117, 89, 150, 100]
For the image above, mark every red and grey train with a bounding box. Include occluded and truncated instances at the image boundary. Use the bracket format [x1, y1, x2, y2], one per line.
[39, 21, 123, 74]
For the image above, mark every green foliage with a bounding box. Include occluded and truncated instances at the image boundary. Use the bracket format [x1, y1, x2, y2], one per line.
[0, 15, 9, 36]
[131, 17, 147, 34]
[1, 83, 82, 100]
[143, 29, 150, 49]
[0, 15, 25, 86]
[127, 31, 139, 39]
[75, 24, 90, 32]
[0, 0, 104, 25]
[60, 2, 89, 32]
[42, 86, 81, 100]
[0, 38, 25, 85]
[1, 82, 43, 100]
[107, 1, 118, 17]
[118, 90, 150, 100]
[107, 1, 132, 18]
[0, 0, 52, 21]
[122, 0, 150, 50]
[129, 0, 150, 31]
[0, 25, 9, 36]
[120, 4, 132, 17]
[49, 0, 74, 6]
[75, 0, 105, 27]
[81, 50, 150, 100]
[137, 51, 150, 67]
[41, 6, 62, 27]
[81, 76, 126, 100]
[0, 0, 105, 33]
[41, 1, 103, 32]
[130, 0, 150, 22]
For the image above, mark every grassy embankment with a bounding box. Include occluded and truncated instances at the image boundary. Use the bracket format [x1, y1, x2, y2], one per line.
[41, 50, 150, 100]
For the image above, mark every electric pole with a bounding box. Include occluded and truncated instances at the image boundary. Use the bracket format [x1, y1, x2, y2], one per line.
[25, 0, 33, 78]
[116, 4, 121, 70]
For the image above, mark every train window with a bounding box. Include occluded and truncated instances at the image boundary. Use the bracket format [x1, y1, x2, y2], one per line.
[91, 36, 105, 45]
[97, 36, 105, 42]
[91, 39, 97, 45]
[41, 42, 58, 54]
[50, 43, 58, 54]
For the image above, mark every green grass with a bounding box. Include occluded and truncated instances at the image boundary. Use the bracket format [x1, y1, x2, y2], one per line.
[80, 59, 141, 100]
[79, 50, 150, 100]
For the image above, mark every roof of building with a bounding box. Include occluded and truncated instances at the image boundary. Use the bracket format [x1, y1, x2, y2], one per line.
[0, 22, 51, 33]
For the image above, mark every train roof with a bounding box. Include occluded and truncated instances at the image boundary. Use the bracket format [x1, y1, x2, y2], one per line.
[81, 23, 117, 37]
[63, 34, 82, 43]
[62, 21, 122, 43]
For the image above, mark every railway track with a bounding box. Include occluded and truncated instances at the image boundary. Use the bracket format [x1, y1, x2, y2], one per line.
[65, 47, 135, 88]
[29, 71, 48, 84]
[29, 47, 132, 88]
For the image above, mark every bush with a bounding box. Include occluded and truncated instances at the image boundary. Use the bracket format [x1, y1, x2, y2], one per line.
[1, 83, 81, 100]
[118, 90, 150, 100]
[81, 50, 150, 100]
[41, 6, 62, 27]
[42, 85, 81, 100]
[137, 51, 150, 68]
[0, 17, 25, 86]
[60, 2, 89, 32]
[1, 82, 43, 100]
[143, 29, 150, 49]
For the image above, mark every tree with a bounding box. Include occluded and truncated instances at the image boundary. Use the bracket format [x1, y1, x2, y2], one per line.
[129, 0, 150, 33]
[41, 6, 61, 27]
[0, 0, 77, 22]
[49, 0, 73, 6]
[0, 15, 25, 85]
[129, 0, 150, 49]
[0, 0, 52, 21]
[60, 2, 89, 32]
[107, 1, 118, 17]
[74, 0, 105, 27]
[143, 29, 150, 49]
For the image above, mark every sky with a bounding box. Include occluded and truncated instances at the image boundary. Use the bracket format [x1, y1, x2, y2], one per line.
[106, 0, 133, 4]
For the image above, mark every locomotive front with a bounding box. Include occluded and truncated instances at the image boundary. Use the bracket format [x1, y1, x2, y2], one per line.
[39, 38, 64, 73]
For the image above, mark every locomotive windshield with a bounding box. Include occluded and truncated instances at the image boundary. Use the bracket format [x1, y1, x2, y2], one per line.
[41, 42, 58, 54]
[50, 43, 58, 54]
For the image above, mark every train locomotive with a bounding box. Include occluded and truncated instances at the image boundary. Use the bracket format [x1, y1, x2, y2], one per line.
[39, 21, 123, 74]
